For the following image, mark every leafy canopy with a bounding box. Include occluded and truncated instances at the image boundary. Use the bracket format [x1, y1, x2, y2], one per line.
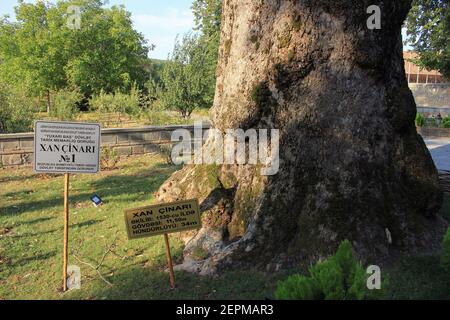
[160, 33, 210, 118]
[0, 0, 151, 98]
[406, 0, 450, 78]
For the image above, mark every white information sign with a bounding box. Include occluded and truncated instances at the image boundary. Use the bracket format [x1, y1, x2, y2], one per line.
[34, 121, 101, 174]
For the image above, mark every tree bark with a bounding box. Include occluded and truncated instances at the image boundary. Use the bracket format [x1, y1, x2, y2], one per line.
[156, 0, 447, 274]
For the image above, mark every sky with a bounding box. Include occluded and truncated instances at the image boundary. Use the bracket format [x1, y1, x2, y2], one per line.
[0, 0, 196, 60]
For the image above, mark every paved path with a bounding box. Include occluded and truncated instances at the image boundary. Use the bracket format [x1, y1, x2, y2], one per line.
[424, 138, 450, 172]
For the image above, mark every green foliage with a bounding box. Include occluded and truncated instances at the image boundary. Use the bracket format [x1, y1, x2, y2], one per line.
[0, 0, 151, 107]
[158, 144, 175, 166]
[159, 33, 210, 118]
[89, 85, 143, 125]
[112, 85, 142, 117]
[441, 116, 450, 128]
[191, 0, 222, 106]
[145, 78, 163, 105]
[275, 240, 386, 300]
[406, 0, 450, 78]
[89, 89, 116, 114]
[50, 87, 82, 120]
[0, 81, 35, 133]
[155, 1, 222, 116]
[275, 275, 321, 300]
[100, 147, 119, 170]
[415, 113, 425, 127]
[440, 228, 450, 274]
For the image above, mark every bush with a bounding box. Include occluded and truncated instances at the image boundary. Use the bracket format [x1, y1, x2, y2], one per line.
[113, 85, 142, 117]
[415, 113, 425, 127]
[0, 82, 35, 133]
[275, 274, 321, 300]
[440, 228, 450, 273]
[89, 85, 143, 126]
[159, 144, 175, 166]
[159, 33, 210, 118]
[50, 88, 82, 121]
[89, 89, 115, 114]
[441, 116, 450, 129]
[100, 147, 120, 171]
[275, 240, 385, 300]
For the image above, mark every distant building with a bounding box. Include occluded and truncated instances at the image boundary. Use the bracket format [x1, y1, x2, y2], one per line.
[404, 51, 447, 84]
[404, 51, 450, 116]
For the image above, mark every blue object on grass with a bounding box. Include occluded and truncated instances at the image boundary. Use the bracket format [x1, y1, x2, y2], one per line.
[90, 195, 103, 207]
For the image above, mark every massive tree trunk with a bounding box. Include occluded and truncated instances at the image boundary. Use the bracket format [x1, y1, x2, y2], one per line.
[156, 0, 447, 274]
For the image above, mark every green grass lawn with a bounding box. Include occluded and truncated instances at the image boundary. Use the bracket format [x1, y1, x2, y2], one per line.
[0, 155, 449, 300]
[0, 155, 281, 300]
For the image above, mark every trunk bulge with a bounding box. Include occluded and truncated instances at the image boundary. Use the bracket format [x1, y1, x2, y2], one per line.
[156, 0, 447, 275]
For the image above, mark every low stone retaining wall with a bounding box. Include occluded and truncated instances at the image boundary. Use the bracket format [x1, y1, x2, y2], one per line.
[410, 83, 450, 109]
[0, 124, 210, 167]
[417, 127, 450, 139]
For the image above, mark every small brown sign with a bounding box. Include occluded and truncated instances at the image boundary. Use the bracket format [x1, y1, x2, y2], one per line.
[124, 199, 201, 240]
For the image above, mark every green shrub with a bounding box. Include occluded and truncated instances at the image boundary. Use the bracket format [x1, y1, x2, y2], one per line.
[415, 113, 425, 127]
[50, 88, 82, 120]
[89, 85, 143, 126]
[441, 116, 450, 129]
[275, 240, 386, 300]
[275, 275, 321, 300]
[440, 228, 450, 273]
[100, 147, 120, 171]
[159, 144, 175, 166]
[89, 89, 115, 113]
[0, 82, 35, 133]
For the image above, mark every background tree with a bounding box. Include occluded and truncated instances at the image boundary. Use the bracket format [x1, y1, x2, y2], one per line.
[0, 0, 151, 112]
[156, 0, 447, 274]
[191, 0, 222, 106]
[0, 80, 35, 133]
[63, 1, 151, 96]
[159, 33, 210, 118]
[406, 0, 449, 78]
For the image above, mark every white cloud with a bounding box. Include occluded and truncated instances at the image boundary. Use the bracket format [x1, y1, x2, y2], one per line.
[132, 7, 195, 59]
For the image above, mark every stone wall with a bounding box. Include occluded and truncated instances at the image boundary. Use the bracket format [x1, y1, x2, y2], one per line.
[0, 124, 210, 167]
[410, 83, 450, 109]
[417, 127, 450, 139]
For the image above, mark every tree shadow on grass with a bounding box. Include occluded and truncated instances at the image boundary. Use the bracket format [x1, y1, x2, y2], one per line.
[387, 255, 450, 300]
[13, 251, 57, 268]
[2, 190, 35, 199]
[0, 167, 175, 218]
[66, 265, 279, 300]
[0, 173, 39, 184]
[19, 217, 55, 226]
[12, 220, 103, 239]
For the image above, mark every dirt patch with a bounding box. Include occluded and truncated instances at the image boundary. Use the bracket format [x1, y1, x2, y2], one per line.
[0, 227, 14, 237]
[74, 202, 91, 209]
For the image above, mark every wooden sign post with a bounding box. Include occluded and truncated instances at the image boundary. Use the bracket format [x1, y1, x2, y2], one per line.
[34, 121, 101, 292]
[164, 234, 175, 289]
[124, 199, 201, 289]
